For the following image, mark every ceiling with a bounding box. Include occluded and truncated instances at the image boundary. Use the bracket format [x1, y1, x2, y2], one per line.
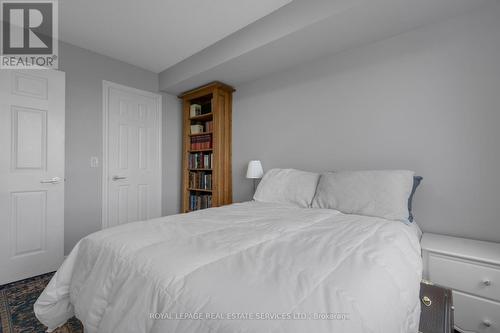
[158, 0, 495, 93]
[59, 0, 292, 72]
[59, 0, 495, 89]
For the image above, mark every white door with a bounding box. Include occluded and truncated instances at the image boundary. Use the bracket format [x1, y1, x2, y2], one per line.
[0, 70, 65, 285]
[102, 81, 162, 228]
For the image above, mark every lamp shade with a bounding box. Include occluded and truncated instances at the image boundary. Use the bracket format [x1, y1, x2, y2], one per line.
[246, 160, 263, 179]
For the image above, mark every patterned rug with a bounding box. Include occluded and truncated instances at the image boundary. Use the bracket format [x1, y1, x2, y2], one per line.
[0, 272, 83, 333]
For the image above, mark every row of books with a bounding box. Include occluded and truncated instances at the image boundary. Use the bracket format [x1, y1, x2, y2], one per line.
[189, 194, 212, 211]
[204, 120, 213, 132]
[190, 134, 212, 150]
[189, 172, 212, 190]
[189, 152, 212, 169]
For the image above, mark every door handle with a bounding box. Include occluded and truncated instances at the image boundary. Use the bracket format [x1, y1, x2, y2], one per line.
[40, 177, 62, 184]
[112, 176, 127, 181]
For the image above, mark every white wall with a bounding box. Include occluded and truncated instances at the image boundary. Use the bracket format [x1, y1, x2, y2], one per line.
[232, 4, 500, 242]
[59, 42, 160, 253]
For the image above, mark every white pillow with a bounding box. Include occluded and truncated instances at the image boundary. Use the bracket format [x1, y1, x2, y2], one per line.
[311, 170, 415, 221]
[254, 168, 319, 208]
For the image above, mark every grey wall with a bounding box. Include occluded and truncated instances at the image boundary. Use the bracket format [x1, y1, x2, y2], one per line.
[59, 42, 159, 254]
[59, 2, 500, 250]
[232, 4, 500, 242]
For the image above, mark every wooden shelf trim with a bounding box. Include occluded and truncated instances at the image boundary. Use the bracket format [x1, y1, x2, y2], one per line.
[190, 113, 213, 121]
[188, 188, 213, 192]
[189, 148, 213, 152]
[178, 81, 235, 98]
[189, 131, 213, 137]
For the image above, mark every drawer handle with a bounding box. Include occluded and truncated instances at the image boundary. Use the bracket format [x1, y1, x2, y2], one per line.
[483, 279, 491, 286]
[422, 296, 432, 307]
[482, 320, 491, 327]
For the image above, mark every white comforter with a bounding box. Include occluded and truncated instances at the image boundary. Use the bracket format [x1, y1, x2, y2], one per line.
[35, 202, 422, 333]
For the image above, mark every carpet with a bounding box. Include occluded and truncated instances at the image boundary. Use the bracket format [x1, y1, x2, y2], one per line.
[0, 272, 83, 333]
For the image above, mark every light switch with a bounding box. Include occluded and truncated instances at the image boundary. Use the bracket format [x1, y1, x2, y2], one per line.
[90, 156, 99, 168]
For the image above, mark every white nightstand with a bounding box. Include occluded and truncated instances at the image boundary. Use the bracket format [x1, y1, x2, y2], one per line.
[421, 233, 500, 333]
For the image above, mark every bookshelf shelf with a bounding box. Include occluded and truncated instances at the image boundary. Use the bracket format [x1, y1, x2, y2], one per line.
[188, 188, 213, 192]
[190, 113, 213, 121]
[180, 82, 234, 212]
[189, 148, 213, 153]
[189, 131, 213, 137]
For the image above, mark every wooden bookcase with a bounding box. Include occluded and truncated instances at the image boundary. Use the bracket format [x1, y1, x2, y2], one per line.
[179, 82, 234, 212]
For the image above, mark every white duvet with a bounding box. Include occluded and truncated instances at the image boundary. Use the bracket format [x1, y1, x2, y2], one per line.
[35, 202, 422, 333]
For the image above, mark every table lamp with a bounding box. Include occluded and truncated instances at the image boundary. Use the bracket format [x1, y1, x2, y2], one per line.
[246, 160, 263, 193]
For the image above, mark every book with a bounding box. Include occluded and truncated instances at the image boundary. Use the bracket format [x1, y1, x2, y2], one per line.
[204, 120, 213, 132]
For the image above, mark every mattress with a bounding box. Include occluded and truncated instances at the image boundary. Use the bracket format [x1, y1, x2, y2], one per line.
[35, 201, 422, 333]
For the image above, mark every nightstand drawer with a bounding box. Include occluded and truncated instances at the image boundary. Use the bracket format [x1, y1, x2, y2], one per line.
[428, 254, 500, 300]
[454, 291, 500, 333]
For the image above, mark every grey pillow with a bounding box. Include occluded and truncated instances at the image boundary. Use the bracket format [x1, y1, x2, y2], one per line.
[254, 168, 320, 208]
[312, 170, 415, 221]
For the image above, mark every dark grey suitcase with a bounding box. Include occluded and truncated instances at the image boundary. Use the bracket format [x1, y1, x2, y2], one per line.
[419, 281, 454, 333]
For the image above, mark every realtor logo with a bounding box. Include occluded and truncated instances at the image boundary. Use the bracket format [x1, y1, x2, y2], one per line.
[1, 0, 58, 69]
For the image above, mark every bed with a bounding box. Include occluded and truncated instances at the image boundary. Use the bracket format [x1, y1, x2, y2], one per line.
[35, 169, 423, 333]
